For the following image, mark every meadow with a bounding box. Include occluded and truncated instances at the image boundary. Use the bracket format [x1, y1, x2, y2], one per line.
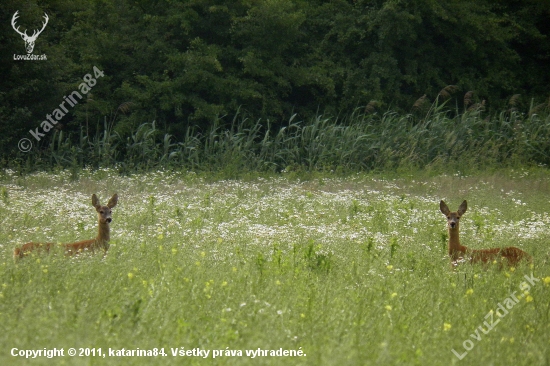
[0, 167, 549, 365]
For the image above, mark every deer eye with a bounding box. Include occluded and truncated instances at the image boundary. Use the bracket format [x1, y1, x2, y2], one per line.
[100, 210, 104, 214]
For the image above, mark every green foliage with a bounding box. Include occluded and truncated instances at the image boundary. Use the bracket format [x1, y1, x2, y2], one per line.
[1, 0, 549, 161]
[7, 105, 550, 175]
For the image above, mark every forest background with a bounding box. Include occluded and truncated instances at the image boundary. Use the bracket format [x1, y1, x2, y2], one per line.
[1, 0, 549, 174]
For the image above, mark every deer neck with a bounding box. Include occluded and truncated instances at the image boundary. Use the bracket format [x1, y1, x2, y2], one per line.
[96, 221, 110, 245]
[448, 225, 467, 259]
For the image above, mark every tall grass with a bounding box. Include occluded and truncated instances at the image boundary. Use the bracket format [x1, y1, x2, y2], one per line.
[10, 104, 550, 175]
[1, 169, 549, 365]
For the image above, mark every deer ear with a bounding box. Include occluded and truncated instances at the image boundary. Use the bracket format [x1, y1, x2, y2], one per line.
[458, 200, 467, 215]
[107, 194, 118, 208]
[92, 194, 100, 208]
[440, 200, 450, 215]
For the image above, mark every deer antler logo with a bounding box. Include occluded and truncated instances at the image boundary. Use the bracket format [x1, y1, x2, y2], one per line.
[11, 10, 49, 54]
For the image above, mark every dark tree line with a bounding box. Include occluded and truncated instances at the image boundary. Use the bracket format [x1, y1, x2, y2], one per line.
[1, 0, 549, 160]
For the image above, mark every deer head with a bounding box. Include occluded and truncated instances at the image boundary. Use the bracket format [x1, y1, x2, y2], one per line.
[440, 200, 467, 230]
[92, 194, 118, 225]
[12, 11, 49, 54]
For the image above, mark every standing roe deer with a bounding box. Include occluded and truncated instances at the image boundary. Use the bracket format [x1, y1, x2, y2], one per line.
[439, 200, 531, 267]
[14, 194, 118, 259]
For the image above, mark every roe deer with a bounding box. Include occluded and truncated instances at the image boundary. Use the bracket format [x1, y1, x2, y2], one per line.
[14, 194, 118, 259]
[440, 200, 531, 267]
